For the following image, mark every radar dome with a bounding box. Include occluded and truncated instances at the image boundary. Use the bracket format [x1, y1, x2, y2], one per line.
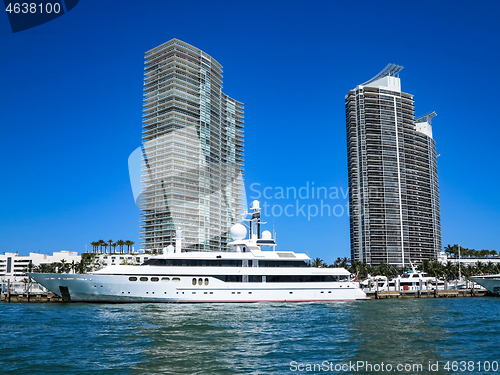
[261, 230, 272, 240]
[230, 223, 247, 241]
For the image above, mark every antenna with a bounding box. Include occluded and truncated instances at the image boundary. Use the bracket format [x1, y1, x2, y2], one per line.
[458, 244, 462, 281]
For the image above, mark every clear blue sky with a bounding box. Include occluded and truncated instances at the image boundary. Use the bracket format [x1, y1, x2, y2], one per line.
[1, 0, 499, 263]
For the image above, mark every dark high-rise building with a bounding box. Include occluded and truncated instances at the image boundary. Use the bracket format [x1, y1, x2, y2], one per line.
[345, 64, 441, 266]
[141, 39, 245, 252]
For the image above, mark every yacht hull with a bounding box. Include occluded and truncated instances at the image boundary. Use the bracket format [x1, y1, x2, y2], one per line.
[470, 275, 500, 295]
[28, 273, 368, 303]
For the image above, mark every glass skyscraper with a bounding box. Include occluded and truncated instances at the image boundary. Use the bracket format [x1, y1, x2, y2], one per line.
[345, 64, 441, 266]
[141, 39, 244, 252]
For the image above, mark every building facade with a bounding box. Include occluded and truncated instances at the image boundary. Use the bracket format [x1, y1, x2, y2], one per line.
[0, 251, 153, 283]
[345, 64, 441, 266]
[141, 39, 245, 252]
[0, 251, 80, 282]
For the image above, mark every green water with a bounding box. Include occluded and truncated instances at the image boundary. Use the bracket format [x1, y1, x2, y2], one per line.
[1, 298, 499, 374]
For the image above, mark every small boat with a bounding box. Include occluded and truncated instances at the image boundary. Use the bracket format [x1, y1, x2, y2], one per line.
[360, 275, 390, 292]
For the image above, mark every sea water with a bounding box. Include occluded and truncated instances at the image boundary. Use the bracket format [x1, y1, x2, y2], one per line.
[1, 298, 499, 374]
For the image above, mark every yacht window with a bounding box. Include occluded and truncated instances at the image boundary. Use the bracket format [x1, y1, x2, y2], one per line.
[150, 259, 243, 267]
[172, 277, 180, 282]
[161, 277, 170, 282]
[143, 259, 167, 266]
[192, 278, 197, 285]
[198, 278, 203, 285]
[213, 275, 243, 282]
[263, 275, 337, 283]
[129, 277, 137, 282]
[151, 277, 159, 282]
[258, 260, 309, 268]
[140, 277, 148, 282]
[204, 278, 209, 286]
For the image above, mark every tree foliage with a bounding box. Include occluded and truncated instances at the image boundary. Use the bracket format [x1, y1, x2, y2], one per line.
[312, 256, 500, 280]
[444, 244, 498, 258]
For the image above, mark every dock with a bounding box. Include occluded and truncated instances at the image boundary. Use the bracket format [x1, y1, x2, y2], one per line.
[366, 288, 489, 299]
[1, 292, 63, 303]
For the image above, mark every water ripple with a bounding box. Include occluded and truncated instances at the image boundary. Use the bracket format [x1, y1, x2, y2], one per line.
[1, 298, 499, 374]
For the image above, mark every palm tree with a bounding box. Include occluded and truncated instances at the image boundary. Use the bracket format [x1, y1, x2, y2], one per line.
[107, 239, 113, 254]
[333, 257, 351, 269]
[111, 242, 117, 253]
[37, 263, 50, 273]
[485, 261, 496, 274]
[59, 259, 66, 273]
[444, 244, 454, 257]
[125, 240, 135, 253]
[98, 239, 105, 253]
[443, 261, 457, 280]
[312, 257, 325, 268]
[116, 240, 125, 253]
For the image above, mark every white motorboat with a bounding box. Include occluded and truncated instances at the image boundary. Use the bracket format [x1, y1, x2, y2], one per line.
[395, 269, 444, 291]
[360, 267, 445, 292]
[29, 201, 367, 303]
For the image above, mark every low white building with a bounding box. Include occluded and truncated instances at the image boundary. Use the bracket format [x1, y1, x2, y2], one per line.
[0, 251, 81, 282]
[93, 253, 150, 268]
[0, 251, 153, 283]
[437, 251, 500, 265]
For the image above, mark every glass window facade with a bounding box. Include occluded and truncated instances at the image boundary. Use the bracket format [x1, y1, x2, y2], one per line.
[345, 67, 441, 266]
[141, 39, 245, 252]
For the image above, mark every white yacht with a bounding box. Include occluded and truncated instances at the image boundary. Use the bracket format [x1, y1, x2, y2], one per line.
[470, 275, 500, 295]
[29, 201, 367, 303]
